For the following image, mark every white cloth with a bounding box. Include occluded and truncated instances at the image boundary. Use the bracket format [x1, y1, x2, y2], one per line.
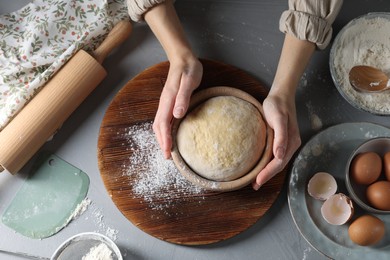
[0, 0, 129, 130]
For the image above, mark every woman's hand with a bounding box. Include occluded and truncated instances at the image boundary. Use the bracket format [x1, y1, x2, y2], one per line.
[144, 1, 202, 158]
[252, 93, 301, 190]
[153, 56, 203, 159]
[252, 34, 315, 190]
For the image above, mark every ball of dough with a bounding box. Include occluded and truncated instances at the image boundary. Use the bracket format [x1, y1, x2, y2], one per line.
[176, 96, 266, 181]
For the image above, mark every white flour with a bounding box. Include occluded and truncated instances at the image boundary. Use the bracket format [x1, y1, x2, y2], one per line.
[124, 121, 204, 211]
[54, 198, 91, 233]
[306, 102, 323, 131]
[88, 204, 119, 241]
[82, 243, 113, 260]
[67, 199, 120, 242]
[68, 198, 91, 222]
[332, 15, 390, 114]
[302, 246, 312, 260]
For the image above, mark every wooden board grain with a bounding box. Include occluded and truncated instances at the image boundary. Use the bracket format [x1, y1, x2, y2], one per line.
[97, 59, 287, 245]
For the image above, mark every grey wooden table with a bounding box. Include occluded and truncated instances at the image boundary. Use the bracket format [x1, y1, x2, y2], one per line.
[1, 1, 389, 259]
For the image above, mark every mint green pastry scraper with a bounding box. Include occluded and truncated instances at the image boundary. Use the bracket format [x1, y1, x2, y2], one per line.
[1, 153, 90, 239]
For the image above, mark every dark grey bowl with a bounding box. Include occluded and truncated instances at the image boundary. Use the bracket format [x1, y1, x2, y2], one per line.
[345, 137, 390, 214]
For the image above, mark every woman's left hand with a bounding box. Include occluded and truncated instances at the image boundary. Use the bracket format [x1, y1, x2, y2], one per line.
[252, 92, 301, 190]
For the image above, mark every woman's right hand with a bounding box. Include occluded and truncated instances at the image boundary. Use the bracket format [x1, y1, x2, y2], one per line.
[144, 0, 203, 159]
[153, 55, 203, 159]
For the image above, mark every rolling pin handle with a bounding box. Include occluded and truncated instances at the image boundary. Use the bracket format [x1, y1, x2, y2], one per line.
[93, 20, 132, 64]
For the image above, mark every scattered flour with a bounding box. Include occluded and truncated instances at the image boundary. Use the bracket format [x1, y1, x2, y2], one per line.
[332, 15, 390, 114]
[124, 121, 204, 211]
[71, 200, 119, 241]
[68, 198, 92, 222]
[51, 196, 119, 241]
[310, 113, 323, 131]
[306, 102, 323, 131]
[89, 205, 119, 241]
[302, 246, 312, 260]
[82, 243, 113, 260]
[54, 198, 91, 233]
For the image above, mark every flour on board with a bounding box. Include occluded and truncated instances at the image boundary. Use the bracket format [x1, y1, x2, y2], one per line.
[124, 121, 204, 211]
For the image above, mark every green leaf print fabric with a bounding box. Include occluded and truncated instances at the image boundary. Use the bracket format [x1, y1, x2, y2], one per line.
[0, 0, 129, 130]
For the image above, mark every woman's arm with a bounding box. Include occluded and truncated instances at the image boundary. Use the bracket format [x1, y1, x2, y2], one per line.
[144, 1, 203, 159]
[253, 0, 343, 190]
[253, 34, 315, 190]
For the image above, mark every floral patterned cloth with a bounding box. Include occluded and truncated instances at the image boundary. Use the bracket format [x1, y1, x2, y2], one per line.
[0, 0, 129, 130]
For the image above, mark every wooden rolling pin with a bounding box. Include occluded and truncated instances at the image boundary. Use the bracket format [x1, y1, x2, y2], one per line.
[0, 20, 132, 174]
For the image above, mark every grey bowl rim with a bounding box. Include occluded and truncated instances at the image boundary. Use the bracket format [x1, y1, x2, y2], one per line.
[345, 136, 390, 214]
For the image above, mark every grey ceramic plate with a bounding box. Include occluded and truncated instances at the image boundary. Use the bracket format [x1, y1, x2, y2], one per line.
[289, 122, 390, 259]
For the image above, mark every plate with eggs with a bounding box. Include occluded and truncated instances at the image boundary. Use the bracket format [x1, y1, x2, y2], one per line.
[289, 122, 390, 259]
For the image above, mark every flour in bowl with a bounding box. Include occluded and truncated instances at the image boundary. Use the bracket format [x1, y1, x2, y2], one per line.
[82, 243, 113, 260]
[331, 14, 390, 114]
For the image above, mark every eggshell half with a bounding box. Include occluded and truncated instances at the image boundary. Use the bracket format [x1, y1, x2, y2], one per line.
[307, 172, 337, 200]
[321, 193, 354, 225]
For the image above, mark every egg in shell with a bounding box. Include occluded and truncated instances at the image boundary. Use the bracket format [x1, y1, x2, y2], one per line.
[383, 151, 390, 181]
[366, 180, 390, 211]
[348, 215, 385, 246]
[350, 152, 382, 185]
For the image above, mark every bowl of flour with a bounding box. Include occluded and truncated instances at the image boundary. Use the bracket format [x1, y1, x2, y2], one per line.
[51, 232, 122, 260]
[330, 12, 390, 115]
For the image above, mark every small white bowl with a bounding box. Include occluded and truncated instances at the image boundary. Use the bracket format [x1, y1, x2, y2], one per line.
[345, 137, 390, 214]
[51, 232, 122, 260]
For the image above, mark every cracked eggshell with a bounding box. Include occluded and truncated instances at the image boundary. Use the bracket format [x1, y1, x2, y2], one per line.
[307, 172, 338, 200]
[321, 193, 354, 225]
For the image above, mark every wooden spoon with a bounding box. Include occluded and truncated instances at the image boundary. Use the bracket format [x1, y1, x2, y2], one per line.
[349, 65, 390, 92]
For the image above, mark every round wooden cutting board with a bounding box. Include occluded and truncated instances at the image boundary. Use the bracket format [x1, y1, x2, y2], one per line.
[97, 59, 287, 245]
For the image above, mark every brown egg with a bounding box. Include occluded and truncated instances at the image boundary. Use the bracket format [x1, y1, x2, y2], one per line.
[350, 152, 382, 185]
[348, 215, 385, 246]
[383, 151, 390, 181]
[366, 181, 390, 210]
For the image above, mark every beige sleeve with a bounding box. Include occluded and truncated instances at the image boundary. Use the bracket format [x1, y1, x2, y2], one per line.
[279, 0, 343, 49]
[127, 0, 166, 22]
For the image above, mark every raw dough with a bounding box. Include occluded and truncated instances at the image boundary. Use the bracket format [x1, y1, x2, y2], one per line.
[177, 96, 266, 181]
